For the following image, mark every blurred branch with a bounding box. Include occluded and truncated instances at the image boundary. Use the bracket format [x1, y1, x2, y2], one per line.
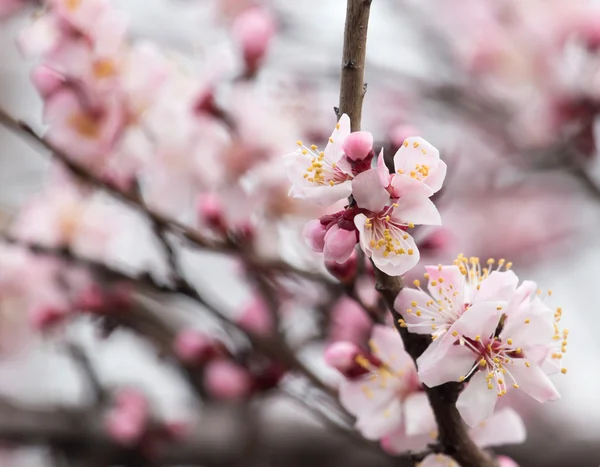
[64, 342, 107, 406]
[0, 106, 330, 285]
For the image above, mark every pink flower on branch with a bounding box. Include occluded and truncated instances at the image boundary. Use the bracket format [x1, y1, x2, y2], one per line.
[413, 256, 565, 426]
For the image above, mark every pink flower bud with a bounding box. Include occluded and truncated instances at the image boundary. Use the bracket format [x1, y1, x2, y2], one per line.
[329, 296, 372, 344]
[389, 124, 419, 149]
[75, 284, 105, 313]
[29, 305, 67, 331]
[236, 296, 273, 337]
[204, 360, 252, 400]
[325, 341, 380, 379]
[497, 456, 519, 467]
[303, 219, 327, 252]
[342, 131, 373, 161]
[325, 249, 358, 283]
[173, 330, 216, 365]
[232, 7, 276, 74]
[105, 388, 149, 447]
[197, 193, 225, 231]
[323, 226, 357, 264]
[31, 66, 64, 98]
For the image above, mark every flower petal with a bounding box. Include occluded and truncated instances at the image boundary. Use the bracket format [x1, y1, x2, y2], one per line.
[393, 137, 440, 172]
[323, 225, 357, 264]
[507, 361, 560, 403]
[470, 408, 526, 448]
[369, 325, 413, 372]
[473, 270, 519, 304]
[452, 302, 503, 340]
[425, 159, 447, 194]
[391, 194, 441, 226]
[324, 114, 351, 163]
[394, 288, 439, 335]
[300, 181, 353, 206]
[338, 377, 396, 418]
[389, 174, 434, 198]
[354, 397, 403, 440]
[456, 370, 498, 427]
[500, 297, 554, 348]
[377, 149, 391, 187]
[302, 219, 326, 252]
[403, 392, 436, 437]
[381, 429, 432, 455]
[352, 169, 390, 212]
[417, 338, 476, 387]
[425, 265, 465, 313]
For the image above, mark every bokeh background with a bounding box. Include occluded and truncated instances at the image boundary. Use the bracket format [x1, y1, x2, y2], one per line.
[1, 0, 600, 465]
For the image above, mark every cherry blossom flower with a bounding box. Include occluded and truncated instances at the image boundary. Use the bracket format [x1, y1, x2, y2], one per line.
[331, 325, 431, 444]
[415, 257, 564, 426]
[394, 255, 518, 340]
[354, 194, 441, 276]
[284, 114, 353, 206]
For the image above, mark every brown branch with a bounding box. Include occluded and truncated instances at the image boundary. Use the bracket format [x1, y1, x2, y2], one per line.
[336, 1, 496, 466]
[338, 0, 372, 131]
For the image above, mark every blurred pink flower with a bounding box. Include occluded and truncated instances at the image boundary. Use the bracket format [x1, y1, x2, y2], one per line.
[105, 388, 150, 447]
[204, 360, 253, 400]
[329, 296, 372, 345]
[232, 6, 277, 74]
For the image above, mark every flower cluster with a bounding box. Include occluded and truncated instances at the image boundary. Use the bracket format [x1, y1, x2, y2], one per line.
[285, 116, 446, 275]
[395, 255, 567, 426]
[326, 325, 526, 458]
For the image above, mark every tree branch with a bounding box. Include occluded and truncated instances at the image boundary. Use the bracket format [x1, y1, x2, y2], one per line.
[336, 1, 496, 466]
[338, 0, 372, 131]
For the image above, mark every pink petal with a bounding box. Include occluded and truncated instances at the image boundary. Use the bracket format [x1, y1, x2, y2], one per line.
[391, 194, 442, 226]
[425, 160, 447, 194]
[417, 338, 475, 387]
[393, 137, 440, 171]
[394, 288, 439, 335]
[355, 398, 403, 441]
[507, 280, 538, 313]
[369, 324, 414, 372]
[452, 302, 502, 340]
[473, 271, 519, 304]
[302, 219, 327, 252]
[342, 131, 374, 161]
[389, 174, 434, 198]
[377, 149, 391, 187]
[324, 114, 351, 163]
[507, 361, 560, 403]
[500, 298, 554, 349]
[339, 377, 397, 419]
[497, 456, 520, 467]
[403, 392, 436, 437]
[425, 265, 465, 308]
[324, 225, 357, 264]
[470, 408, 526, 448]
[352, 169, 390, 212]
[302, 181, 353, 206]
[381, 430, 432, 455]
[456, 370, 498, 427]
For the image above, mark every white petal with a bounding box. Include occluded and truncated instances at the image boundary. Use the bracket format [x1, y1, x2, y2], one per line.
[403, 392, 436, 437]
[369, 325, 413, 371]
[456, 371, 498, 427]
[301, 181, 353, 206]
[391, 194, 441, 226]
[453, 302, 503, 340]
[355, 397, 403, 440]
[426, 160, 447, 194]
[338, 378, 396, 418]
[500, 301, 554, 349]
[389, 175, 434, 198]
[424, 265, 465, 313]
[507, 361, 560, 403]
[470, 408, 526, 448]
[473, 270, 519, 304]
[324, 114, 351, 163]
[417, 338, 476, 388]
[393, 137, 440, 172]
[394, 288, 439, 335]
[352, 169, 390, 212]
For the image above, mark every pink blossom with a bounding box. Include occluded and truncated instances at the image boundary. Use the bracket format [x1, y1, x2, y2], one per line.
[395, 256, 518, 339]
[236, 296, 274, 337]
[342, 131, 374, 161]
[334, 325, 429, 444]
[105, 388, 149, 447]
[303, 219, 327, 252]
[416, 259, 563, 426]
[284, 114, 353, 206]
[43, 88, 124, 164]
[204, 360, 253, 400]
[28, 305, 69, 331]
[232, 7, 277, 74]
[323, 225, 357, 264]
[197, 193, 226, 232]
[390, 137, 446, 198]
[329, 296, 372, 345]
[173, 330, 217, 365]
[354, 194, 441, 276]
[31, 65, 65, 99]
[0, 0, 24, 19]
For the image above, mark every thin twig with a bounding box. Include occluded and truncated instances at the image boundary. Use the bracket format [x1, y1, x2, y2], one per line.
[64, 342, 107, 406]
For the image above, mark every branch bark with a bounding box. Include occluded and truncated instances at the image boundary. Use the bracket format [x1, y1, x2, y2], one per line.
[338, 0, 372, 131]
[336, 2, 496, 466]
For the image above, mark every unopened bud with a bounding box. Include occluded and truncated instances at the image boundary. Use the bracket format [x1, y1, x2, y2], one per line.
[236, 296, 274, 337]
[324, 341, 379, 379]
[29, 305, 67, 331]
[197, 193, 225, 231]
[303, 219, 327, 252]
[232, 7, 277, 75]
[342, 131, 374, 161]
[31, 65, 64, 98]
[105, 388, 149, 447]
[497, 456, 519, 467]
[173, 330, 218, 365]
[204, 360, 253, 400]
[325, 249, 358, 283]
